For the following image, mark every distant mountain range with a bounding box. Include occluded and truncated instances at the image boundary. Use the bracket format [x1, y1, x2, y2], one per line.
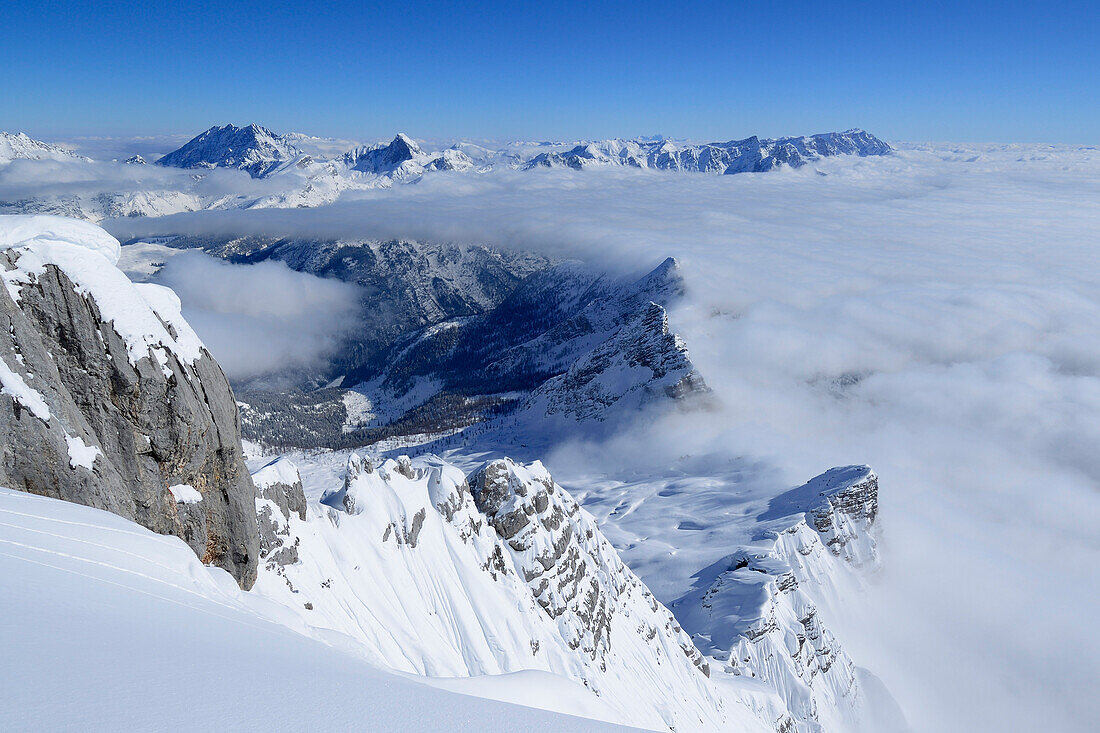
[151, 123, 891, 178]
[0, 125, 892, 221]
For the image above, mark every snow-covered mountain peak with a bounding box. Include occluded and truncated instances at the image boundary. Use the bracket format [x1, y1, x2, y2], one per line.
[340, 133, 475, 177]
[156, 123, 302, 178]
[0, 132, 90, 164]
[391, 132, 422, 154]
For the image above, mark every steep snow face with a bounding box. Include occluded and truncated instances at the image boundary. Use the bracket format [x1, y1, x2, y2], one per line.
[0, 486, 631, 732]
[250, 452, 786, 732]
[156, 123, 303, 178]
[523, 130, 891, 173]
[555, 458, 899, 733]
[0, 132, 90, 164]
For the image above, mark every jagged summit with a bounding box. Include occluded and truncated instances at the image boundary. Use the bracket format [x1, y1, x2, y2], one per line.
[342, 133, 423, 173]
[342, 133, 474, 176]
[156, 123, 302, 178]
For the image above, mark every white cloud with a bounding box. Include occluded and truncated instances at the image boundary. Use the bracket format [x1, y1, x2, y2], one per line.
[150, 251, 361, 380]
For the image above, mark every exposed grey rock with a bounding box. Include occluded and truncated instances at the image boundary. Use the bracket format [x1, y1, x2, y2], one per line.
[252, 457, 307, 569]
[0, 251, 259, 587]
[252, 457, 307, 522]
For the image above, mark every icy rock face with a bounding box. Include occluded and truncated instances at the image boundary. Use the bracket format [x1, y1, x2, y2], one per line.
[514, 257, 707, 420]
[672, 466, 880, 732]
[257, 453, 775, 731]
[0, 215, 259, 587]
[527, 299, 706, 420]
[523, 130, 891, 173]
[156, 123, 303, 178]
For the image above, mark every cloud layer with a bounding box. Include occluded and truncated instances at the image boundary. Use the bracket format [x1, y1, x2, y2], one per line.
[150, 251, 361, 381]
[110, 143, 1100, 731]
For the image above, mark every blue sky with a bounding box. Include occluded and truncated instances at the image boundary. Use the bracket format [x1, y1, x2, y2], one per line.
[2, 0, 1097, 143]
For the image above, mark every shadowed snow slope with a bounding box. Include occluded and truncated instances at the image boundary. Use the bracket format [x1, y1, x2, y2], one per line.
[0, 487, 633, 732]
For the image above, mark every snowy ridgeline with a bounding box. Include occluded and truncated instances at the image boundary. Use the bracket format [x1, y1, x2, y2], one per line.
[0, 127, 891, 220]
[245, 449, 896, 732]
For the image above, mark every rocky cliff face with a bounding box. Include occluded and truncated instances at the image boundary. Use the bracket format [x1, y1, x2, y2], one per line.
[252, 456, 308, 568]
[0, 215, 259, 587]
[333, 255, 707, 439]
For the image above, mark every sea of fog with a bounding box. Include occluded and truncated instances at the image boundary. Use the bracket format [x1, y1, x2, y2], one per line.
[107, 142, 1100, 732]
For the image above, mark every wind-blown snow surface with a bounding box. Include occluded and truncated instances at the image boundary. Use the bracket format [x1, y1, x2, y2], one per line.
[117, 143, 1100, 731]
[0, 486, 630, 732]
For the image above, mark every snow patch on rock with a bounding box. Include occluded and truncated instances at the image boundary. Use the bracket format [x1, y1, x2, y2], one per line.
[0, 355, 50, 421]
[168, 483, 203, 504]
[64, 435, 101, 471]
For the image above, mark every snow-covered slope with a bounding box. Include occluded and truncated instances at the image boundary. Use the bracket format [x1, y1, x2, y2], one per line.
[557, 456, 906, 733]
[241, 446, 899, 732]
[669, 466, 891, 732]
[0, 486, 632, 732]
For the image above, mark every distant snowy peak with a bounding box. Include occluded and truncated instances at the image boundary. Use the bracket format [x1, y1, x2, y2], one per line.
[0, 132, 90, 164]
[156, 123, 303, 178]
[524, 129, 891, 173]
[343, 133, 474, 177]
